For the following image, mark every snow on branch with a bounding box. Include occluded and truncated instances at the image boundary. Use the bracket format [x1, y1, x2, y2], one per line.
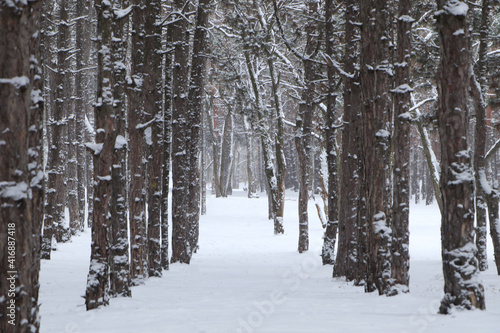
[321, 52, 354, 79]
[0, 76, 30, 89]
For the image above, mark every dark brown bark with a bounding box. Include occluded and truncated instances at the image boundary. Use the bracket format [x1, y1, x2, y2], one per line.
[146, 0, 164, 278]
[360, 0, 393, 295]
[334, 0, 361, 281]
[85, 0, 115, 310]
[321, 0, 339, 265]
[435, 0, 485, 313]
[128, 0, 148, 282]
[161, 13, 174, 271]
[108, 0, 131, 298]
[0, 1, 43, 331]
[472, 0, 491, 272]
[42, 0, 72, 259]
[294, 0, 319, 254]
[391, 0, 412, 293]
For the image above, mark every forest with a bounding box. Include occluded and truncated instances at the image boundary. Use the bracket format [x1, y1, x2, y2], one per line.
[1, 0, 500, 332]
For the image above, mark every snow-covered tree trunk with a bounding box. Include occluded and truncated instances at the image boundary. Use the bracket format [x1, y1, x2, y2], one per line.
[472, 0, 491, 272]
[109, 0, 131, 298]
[42, 0, 72, 259]
[0, 1, 44, 330]
[360, 0, 393, 295]
[220, 110, 233, 198]
[75, 0, 94, 232]
[390, 0, 412, 293]
[145, 0, 164, 278]
[85, 0, 116, 310]
[334, 0, 361, 281]
[321, 0, 339, 265]
[128, 0, 148, 282]
[295, 0, 320, 254]
[435, 0, 485, 313]
[185, 0, 212, 253]
[161, 10, 173, 271]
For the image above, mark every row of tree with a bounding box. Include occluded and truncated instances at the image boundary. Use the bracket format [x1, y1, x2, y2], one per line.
[1, 0, 500, 331]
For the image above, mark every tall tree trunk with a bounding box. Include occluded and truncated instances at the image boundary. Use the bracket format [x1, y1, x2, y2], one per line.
[391, 0, 412, 293]
[472, 0, 491, 272]
[435, 0, 485, 313]
[42, 0, 72, 259]
[295, 0, 319, 253]
[360, 0, 393, 295]
[145, 0, 164, 278]
[109, 0, 131, 298]
[321, 0, 339, 265]
[0, 1, 44, 330]
[128, 0, 148, 283]
[161, 13, 174, 271]
[185, 0, 212, 253]
[335, 0, 361, 281]
[85, 0, 116, 310]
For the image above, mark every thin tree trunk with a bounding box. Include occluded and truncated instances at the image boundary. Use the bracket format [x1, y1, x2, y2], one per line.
[391, 0, 412, 293]
[321, 0, 339, 265]
[435, 0, 485, 313]
[146, 0, 164, 278]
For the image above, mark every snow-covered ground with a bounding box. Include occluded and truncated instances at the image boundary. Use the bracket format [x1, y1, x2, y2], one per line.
[39, 190, 500, 333]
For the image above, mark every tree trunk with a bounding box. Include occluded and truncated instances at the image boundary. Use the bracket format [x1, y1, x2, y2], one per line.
[128, 0, 149, 283]
[85, 0, 115, 310]
[109, 0, 131, 298]
[161, 15, 174, 271]
[334, 0, 361, 281]
[321, 0, 339, 265]
[390, 0, 412, 293]
[145, 0, 164, 278]
[360, 0, 393, 295]
[0, 1, 44, 330]
[435, 0, 485, 313]
[472, 0, 491, 272]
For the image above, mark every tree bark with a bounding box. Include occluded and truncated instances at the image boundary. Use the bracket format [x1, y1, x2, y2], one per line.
[85, 0, 119, 309]
[0, 1, 44, 330]
[321, 0, 339, 265]
[335, 0, 361, 281]
[435, 0, 485, 313]
[128, 0, 149, 282]
[360, 0, 393, 295]
[391, 0, 413, 293]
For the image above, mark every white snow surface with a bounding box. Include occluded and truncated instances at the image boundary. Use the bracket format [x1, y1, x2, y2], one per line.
[39, 190, 500, 333]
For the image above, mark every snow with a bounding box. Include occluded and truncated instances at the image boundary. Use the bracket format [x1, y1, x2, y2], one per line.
[0, 76, 30, 89]
[85, 143, 103, 155]
[39, 191, 500, 333]
[0, 181, 28, 201]
[443, 1, 469, 16]
[114, 135, 127, 150]
[391, 84, 414, 94]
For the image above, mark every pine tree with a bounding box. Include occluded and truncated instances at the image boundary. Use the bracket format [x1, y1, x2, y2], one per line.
[0, 1, 44, 331]
[435, 0, 485, 313]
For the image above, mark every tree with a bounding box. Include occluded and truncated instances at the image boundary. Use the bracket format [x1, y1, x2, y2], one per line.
[0, 1, 44, 331]
[435, 0, 485, 313]
[128, 0, 149, 283]
[85, 0, 118, 309]
[391, 0, 413, 293]
[334, 0, 362, 282]
[359, 0, 393, 295]
[321, 0, 340, 266]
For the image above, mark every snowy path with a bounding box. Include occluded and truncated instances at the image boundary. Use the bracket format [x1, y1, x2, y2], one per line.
[39, 190, 500, 333]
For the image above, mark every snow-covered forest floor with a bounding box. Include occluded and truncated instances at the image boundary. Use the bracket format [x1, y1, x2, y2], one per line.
[39, 190, 500, 333]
